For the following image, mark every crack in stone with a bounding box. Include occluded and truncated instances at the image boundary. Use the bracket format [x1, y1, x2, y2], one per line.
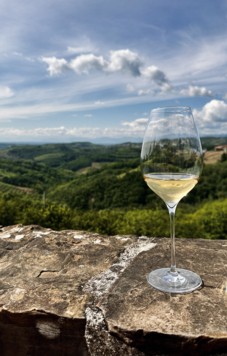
[83, 237, 156, 299]
[85, 306, 143, 356]
[37, 270, 60, 278]
[84, 237, 156, 355]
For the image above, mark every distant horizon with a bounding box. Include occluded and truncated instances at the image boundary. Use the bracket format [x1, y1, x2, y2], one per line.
[0, 134, 227, 147]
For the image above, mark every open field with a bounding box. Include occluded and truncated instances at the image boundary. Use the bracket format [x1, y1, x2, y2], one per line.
[204, 150, 223, 164]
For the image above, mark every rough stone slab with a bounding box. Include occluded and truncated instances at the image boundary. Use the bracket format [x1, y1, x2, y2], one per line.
[0, 225, 227, 355]
[0, 225, 136, 355]
[88, 238, 227, 355]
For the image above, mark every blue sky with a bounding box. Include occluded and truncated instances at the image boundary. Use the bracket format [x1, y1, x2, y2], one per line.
[1, 0, 227, 142]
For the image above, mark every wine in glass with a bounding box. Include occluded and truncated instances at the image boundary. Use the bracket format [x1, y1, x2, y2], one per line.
[141, 106, 203, 294]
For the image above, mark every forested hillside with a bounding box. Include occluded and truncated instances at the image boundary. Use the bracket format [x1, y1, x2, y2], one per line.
[0, 139, 227, 239]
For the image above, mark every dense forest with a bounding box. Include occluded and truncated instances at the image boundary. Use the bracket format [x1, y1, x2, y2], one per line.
[0, 138, 227, 239]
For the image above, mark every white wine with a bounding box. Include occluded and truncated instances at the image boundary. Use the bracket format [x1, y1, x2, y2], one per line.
[144, 173, 198, 205]
[141, 107, 203, 293]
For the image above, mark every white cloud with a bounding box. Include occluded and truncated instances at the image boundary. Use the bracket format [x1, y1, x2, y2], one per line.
[0, 86, 14, 98]
[0, 126, 68, 138]
[41, 48, 174, 99]
[66, 35, 98, 54]
[0, 92, 178, 122]
[0, 116, 149, 140]
[0, 125, 140, 139]
[162, 34, 227, 85]
[193, 99, 227, 135]
[42, 49, 143, 78]
[41, 57, 68, 76]
[193, 99, 227, 124]
[122, 117, 148, 132]
[39, 39, 227, 108]
[42, 48, 169, 83]
[2, 100, 227, 141]
[137, 88, 152, 96]
[142, 65, 171, 90]
[126, 84, 152, 96]
[181, 85, 212, 97]
[107, 49, 142, 76]
[69, 53, 107, 74]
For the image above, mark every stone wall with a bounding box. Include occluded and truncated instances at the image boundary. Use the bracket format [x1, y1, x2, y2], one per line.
[0, 225, 226, 355]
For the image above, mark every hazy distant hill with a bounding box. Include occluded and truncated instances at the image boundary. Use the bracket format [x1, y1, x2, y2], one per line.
[0, 142, 141, 199]
[3, 141, 141, 168]
[0, 138, 226, 210]
[0, 139, 226, 237]
[200, 136, 227, 150]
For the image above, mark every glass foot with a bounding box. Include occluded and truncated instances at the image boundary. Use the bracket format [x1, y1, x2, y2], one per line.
[147, 268, 202, 294]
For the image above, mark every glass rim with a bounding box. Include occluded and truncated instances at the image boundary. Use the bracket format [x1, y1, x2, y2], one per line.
[151, 106, 192, 113]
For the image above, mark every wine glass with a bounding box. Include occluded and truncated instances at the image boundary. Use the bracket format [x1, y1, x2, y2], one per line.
[141, 106, 203, 294]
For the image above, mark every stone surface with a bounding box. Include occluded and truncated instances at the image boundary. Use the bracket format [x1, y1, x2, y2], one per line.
[93, 238, 227, 355]
[0, 225, 226, 355]
[0, 225, 136, 355]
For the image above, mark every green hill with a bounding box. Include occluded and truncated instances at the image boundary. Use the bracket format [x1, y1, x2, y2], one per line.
[0, 139, 226, 238]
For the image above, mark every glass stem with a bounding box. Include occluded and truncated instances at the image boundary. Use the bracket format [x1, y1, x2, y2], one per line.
[168, 205, 177, 274]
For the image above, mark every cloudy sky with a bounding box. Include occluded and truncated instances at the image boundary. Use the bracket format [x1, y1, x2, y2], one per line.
[1, 0, 227, 143]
